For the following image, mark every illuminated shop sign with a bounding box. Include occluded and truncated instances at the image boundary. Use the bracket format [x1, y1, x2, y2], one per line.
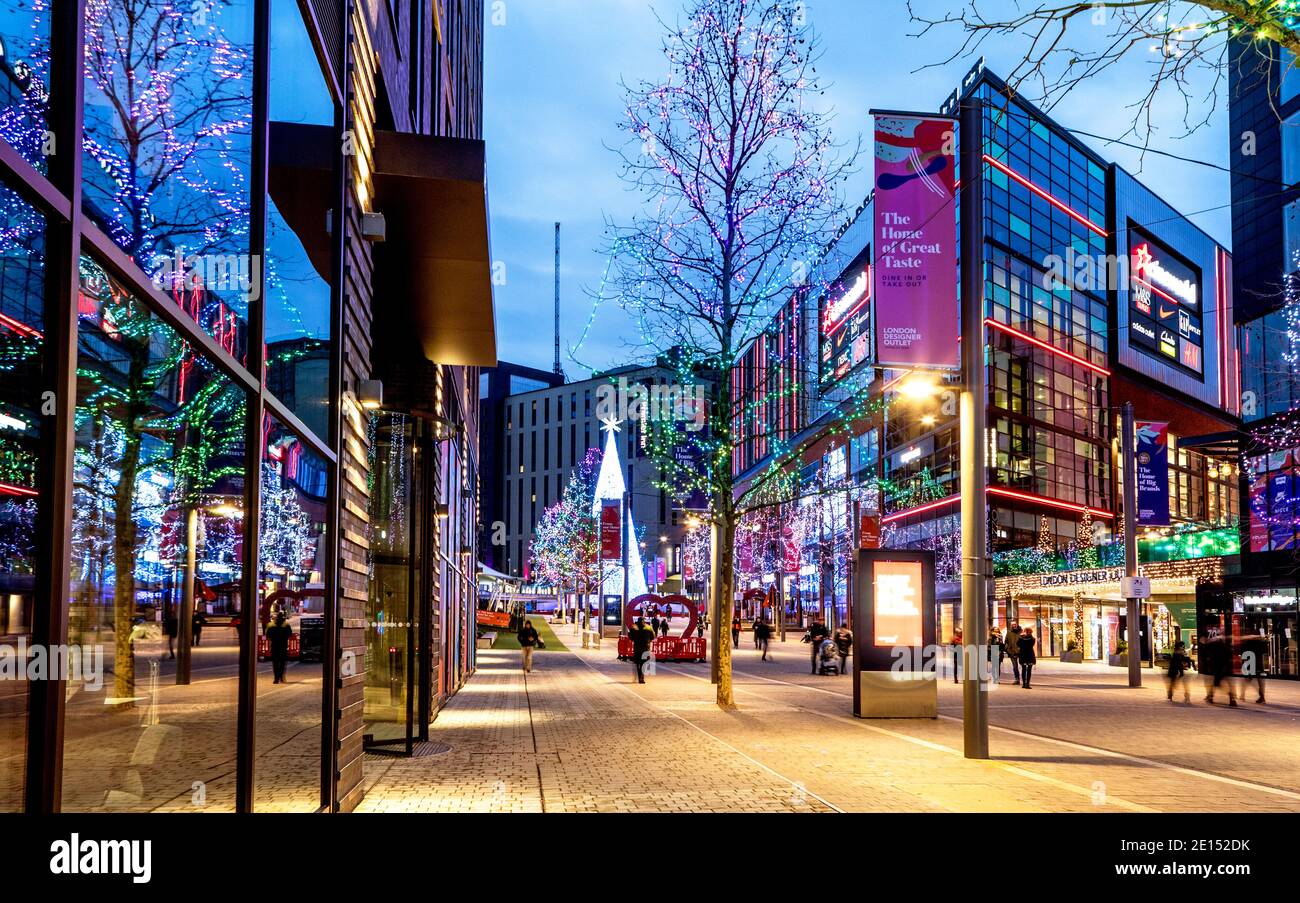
[819, 246, 873, 390]
[1127, 226, 1204, 381]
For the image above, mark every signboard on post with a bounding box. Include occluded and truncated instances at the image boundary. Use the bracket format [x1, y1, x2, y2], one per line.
[853, 549, 937, 719]
[871, 111, 959, 371]
[859, 514, 880, 550]
[1135, 421, 1171, 527]
[600, 500, 622, 559]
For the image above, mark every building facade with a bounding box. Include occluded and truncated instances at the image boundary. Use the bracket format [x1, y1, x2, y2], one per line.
[499, 362, 700, 592]
[478, 360, 565, 573]
[731, 65, 1240, 661]
[0, 0, 493, 812]
[1222, 38, 1300, 678]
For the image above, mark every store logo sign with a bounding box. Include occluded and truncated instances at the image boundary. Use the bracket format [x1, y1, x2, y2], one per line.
[1133, 243, 1198, 308]
[824, 268, 871, 337]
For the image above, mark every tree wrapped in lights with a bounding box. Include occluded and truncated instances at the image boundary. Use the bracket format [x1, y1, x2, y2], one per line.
[71, 258, 245, 702]
[911, 1, 1300, 147]
[82, 0, 253, 341]
[529, 448, 604, 620]
[1073, 508, 1100, 570]
[609, 0, 857, 707]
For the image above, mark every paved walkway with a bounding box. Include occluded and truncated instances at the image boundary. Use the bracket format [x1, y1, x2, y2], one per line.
[358, 635, 1300, 813]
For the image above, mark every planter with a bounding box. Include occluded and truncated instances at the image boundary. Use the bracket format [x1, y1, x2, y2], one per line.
[1059, 650, 1084, 664]
[1108, 653, 1127, 667]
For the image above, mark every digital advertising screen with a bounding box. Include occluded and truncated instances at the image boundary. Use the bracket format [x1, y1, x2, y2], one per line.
[819, 245, 873, 389]
[871, 559, 924, 648]
[1128, 225, 1204, 380]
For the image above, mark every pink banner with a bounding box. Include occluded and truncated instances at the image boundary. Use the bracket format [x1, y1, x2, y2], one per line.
[873, 114, 959, 370]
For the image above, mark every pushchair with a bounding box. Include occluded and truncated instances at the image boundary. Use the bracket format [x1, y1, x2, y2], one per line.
[817, 638, 841, 675]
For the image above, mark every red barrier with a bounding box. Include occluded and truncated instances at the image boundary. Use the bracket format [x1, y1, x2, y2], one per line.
[258, 634, 301, 661]
[616, 635, 707, 663]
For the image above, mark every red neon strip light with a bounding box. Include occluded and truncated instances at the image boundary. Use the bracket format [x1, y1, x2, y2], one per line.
[982, 155, 1108, 238]
[0, 312, 43, 340]
[987, 487, 1114, 519]
[881, 488, 1114, 524]
[881, 494, 959, 524]
[0, 482, 38, 498]
[984, 318, 1111, 376]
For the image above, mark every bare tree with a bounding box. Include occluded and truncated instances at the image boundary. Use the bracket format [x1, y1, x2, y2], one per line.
[606, 0, 857, 708]
[909, 1, 1300, 143]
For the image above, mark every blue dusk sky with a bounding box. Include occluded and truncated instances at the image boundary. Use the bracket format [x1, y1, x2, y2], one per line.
[483, 0, 1234, 376]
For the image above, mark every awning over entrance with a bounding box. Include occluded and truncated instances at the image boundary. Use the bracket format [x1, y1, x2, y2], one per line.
[373, 130, 496, 367]
[267, 122, 497, 368]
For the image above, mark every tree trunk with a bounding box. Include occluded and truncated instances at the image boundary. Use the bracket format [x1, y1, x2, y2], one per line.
[713, 505, 737, 709]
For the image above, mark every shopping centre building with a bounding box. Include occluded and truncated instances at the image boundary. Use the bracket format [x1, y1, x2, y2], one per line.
[0, 0, 493, 811]
[731, 64, 1243, 666]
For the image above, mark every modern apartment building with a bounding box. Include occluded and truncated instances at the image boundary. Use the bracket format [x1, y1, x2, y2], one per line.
[0, 0, 494, 811]
[498, 362, 700, 591]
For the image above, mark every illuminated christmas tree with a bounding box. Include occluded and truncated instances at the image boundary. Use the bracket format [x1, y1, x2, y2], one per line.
[591, 418, 648, 601]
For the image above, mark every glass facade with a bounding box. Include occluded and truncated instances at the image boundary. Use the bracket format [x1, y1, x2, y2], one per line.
[82, 0, 255, 352]
[0, 0, 349, 814]
[0, 180, 44, 810]
[65, 256, 247, 811]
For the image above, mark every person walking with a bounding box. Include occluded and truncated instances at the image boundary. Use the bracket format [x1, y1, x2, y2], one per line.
[950, 625, 964, 684]
[1203, 632, 1237, 706]
[753, 615, 763, 649]
[807, 616, 830, 675]
[988, 626, 1004, 683]
[658, 611, 672, 637]
[163, 609, 178, 660]
[833, 622, 853, 675]
[266, 613, 294, 684]
[192, 609, 207, 647]
[1017, 627, 1037, 689]
[1241, 633, 1268, 704]
[649, 613, 661, 637]
[731, 615, 742, 649]
[628, 616, 656, 683]
[1166, 640, 1192, 703]
[1005, 623, 1022, 686]
[517, 619, 540, 674]
[755, 618, 773, 661]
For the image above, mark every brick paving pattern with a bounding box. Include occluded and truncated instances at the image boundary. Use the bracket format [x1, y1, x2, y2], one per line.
[361, 634, 1300, 814]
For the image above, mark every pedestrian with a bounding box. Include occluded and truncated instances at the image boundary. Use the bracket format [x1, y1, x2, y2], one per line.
[731, 615, 741, 648]
[807, 616, 830, 675]
[1241, 633, 1268, 704]
[1202, 631, 1237, 706]
[192, 609, 207, 647]
[517, 619, 540, 674]
[833, 621, 853, 675]
[753, 616, 763, 648]
[266, 613, 294, 684]
[163, 609, 178, 660]
[1166, 640, 1192, 703]
[650, 613, 661, 637]
[950, 625, 964, 684]
[988, 626, 1004, 682]
[659, 610, 671, 637]
[755, 618, 773, 661]
[628, 616, 655, 683]
[1017, 627, 1037, 689]
[1005, 623, 1022, 686]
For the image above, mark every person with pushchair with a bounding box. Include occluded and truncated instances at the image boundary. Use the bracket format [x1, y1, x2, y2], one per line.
[833, 622, 853, 675]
